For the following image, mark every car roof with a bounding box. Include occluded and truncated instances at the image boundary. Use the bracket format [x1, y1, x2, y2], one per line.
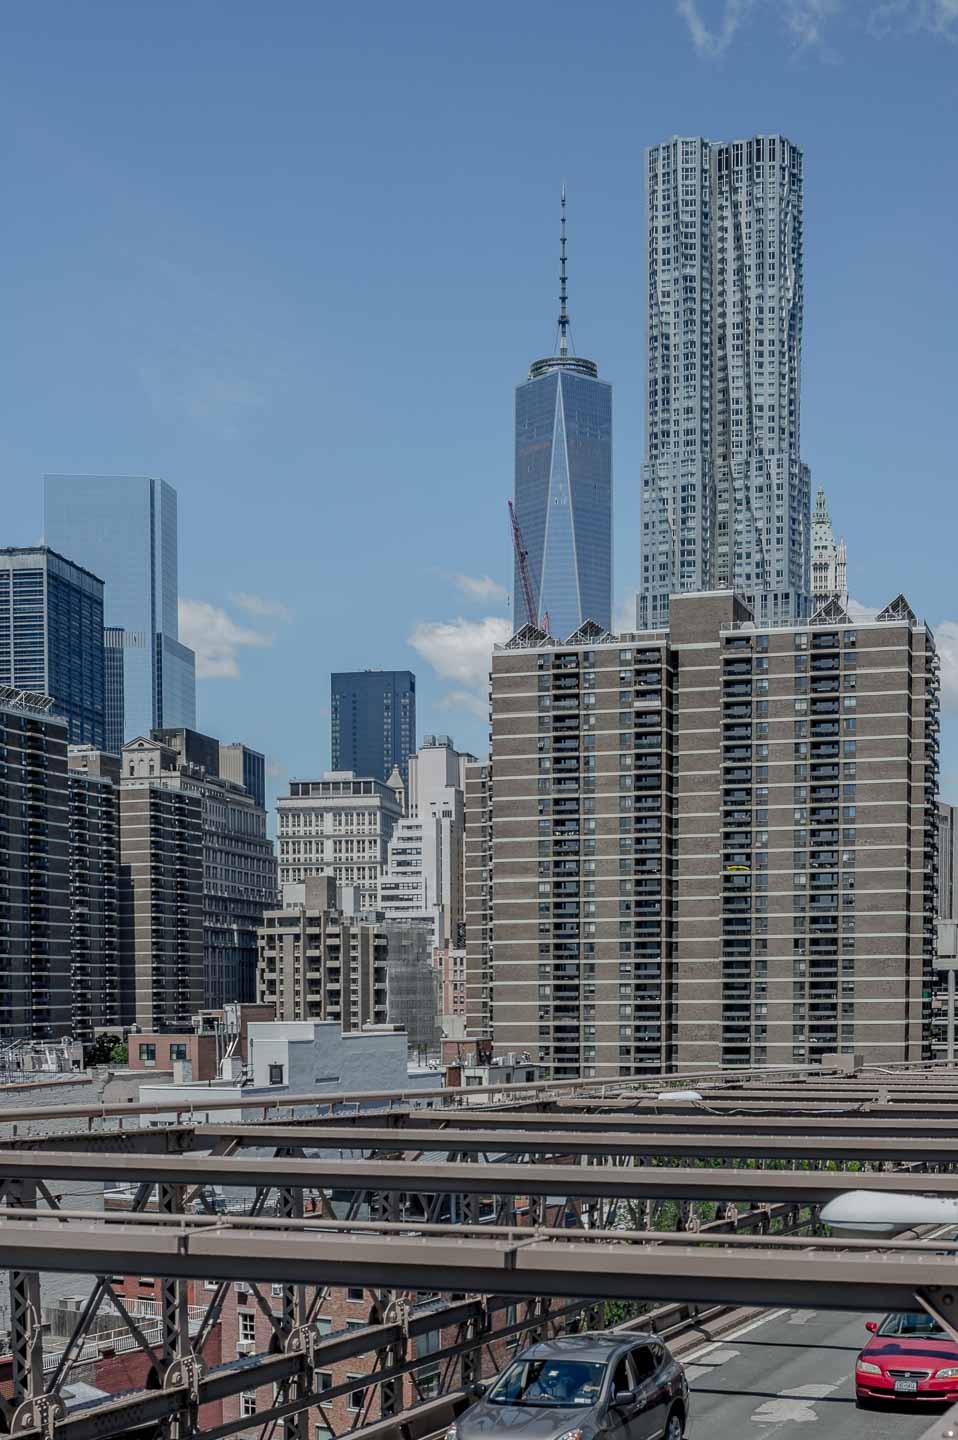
[518, 1332, 655, 1363]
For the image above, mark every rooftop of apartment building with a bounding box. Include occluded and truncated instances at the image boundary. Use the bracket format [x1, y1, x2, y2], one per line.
[495, 590, 932, 653]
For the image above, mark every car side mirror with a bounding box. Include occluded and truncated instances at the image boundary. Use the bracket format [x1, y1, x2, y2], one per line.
[613, 1390, 637, 1409]
[865, 1322, 878, 1334]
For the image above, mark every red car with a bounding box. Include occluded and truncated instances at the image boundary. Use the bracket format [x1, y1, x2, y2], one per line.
[856, 1311, 958, 1406]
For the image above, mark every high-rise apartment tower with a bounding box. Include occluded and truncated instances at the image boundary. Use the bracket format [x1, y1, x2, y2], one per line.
[67, 746, 121, 1041]
[331, 670, 416, 784]
[468, 592, 939, 1075]
[0, 548, 106, 747]
[0, 688, 71, 1041]
[43, 475, 196, 750]
[513, 190, 612, 640]
[641, 137, 809, 628]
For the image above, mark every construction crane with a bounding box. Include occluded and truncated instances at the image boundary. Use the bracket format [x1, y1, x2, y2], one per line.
[508, 500, 539, 629]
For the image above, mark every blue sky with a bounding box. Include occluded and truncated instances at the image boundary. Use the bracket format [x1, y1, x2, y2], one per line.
[2, 0, 956, 803]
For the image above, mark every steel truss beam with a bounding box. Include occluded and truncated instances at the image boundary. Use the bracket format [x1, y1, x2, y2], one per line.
[0, 1216, 955, 1311]
[0, 1059, 949, 1132]
[180, 1121, 958, 1165]
[1, 1150, 956, 1201]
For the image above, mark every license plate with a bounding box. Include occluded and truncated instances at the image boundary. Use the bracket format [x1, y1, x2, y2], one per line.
[894, 1381, 918, 1394]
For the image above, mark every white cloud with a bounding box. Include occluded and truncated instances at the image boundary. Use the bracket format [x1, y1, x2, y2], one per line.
[438, 689, 490, 721]
[179, 598, 272, 679]
[870, 0, 958, 35]
[614, 593, 639, 634]
[847, 596, 878, 622]
[409, 615, 513, 722]
[935, 620, 958, 712]
[231, 592, 294, 622]
[676, 0, 761, 56]
[784, 0, 842, 47]
[676, 0, 841, 55]
[409, 616, 513, 688]
[449, 572, 509, 605]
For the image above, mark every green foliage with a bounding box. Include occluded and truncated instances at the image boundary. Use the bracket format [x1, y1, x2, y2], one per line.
[84, 1033, 126, 1067]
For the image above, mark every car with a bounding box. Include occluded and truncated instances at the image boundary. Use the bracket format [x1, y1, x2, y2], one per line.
[855, 1310, 958, 1406]
[446, 1332, 689, 1440]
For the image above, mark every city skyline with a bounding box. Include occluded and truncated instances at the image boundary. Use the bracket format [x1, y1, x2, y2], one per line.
[0, 4, 955, 804]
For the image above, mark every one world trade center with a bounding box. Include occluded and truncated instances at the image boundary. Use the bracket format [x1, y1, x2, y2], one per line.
[512, 190, 612, 640]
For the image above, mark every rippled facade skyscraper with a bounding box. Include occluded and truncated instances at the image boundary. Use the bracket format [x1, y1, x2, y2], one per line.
[513, 192, 612, 641]
[640, 135, 809, 628]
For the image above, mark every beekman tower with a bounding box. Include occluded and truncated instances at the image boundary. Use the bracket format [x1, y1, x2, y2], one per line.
[513, 190, 612, 641]
[640, 135, 809, 628]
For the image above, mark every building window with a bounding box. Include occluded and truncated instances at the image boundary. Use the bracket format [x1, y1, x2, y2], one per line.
[138, 1044, 156, 1065]
[347, 1377, 366, 1413]
[169, 1044, 188, 1062]
[240, 1393, 256, 1418]
[239, 1312, 255, 1344]
[347, 1287, 364, 1302]
[268, 1063, 284, 1086]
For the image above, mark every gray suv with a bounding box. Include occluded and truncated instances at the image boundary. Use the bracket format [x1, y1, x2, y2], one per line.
[448, 1333, 689, 1440]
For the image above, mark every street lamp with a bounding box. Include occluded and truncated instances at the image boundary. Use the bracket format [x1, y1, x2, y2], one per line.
[820, 1189, 958, 1237]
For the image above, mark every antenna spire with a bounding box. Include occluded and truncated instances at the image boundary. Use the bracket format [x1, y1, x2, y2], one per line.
[558, 184, 569, 356]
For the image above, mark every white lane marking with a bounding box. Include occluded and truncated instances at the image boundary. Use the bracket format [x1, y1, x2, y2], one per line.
[696, 1347, 740, 1366]
[751, 1381, 839, 1424]
[684, 1308, 791, 1366]
[681, 1347, 740, 1383]
[684, 1365, 714, 1382]
[787, 1312, 817, 1326]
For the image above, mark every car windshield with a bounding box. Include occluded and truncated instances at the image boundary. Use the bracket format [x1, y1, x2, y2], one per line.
[877, 1312, 949, 1339]
[486, 1359, 606, 1408]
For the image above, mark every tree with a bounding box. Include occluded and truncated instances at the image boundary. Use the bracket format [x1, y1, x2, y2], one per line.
[84, 1033, 126, 1067]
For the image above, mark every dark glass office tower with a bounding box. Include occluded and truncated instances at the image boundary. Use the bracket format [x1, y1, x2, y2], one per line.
[0, 547, 106, 746]
[43, 475, 196, 748]
[331, 670, 416, 783]
[513, 191, 612, 640]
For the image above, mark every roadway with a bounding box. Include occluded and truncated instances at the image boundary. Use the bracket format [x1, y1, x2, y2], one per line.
[684, 1307, 942, 1439]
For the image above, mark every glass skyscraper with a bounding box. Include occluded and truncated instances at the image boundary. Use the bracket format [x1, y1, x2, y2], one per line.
[0, 547, 106, 746]
[513, 194, 612, 641]
[331, 670, 416, 783]
[43, 475, 196, 749]
[641, 135, 809, 628]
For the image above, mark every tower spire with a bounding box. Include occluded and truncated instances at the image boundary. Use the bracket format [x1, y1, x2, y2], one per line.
[558, 184, 569, 356]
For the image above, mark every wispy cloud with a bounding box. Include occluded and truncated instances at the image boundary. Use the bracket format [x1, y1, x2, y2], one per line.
[676, 0, 761, 56]
[138, 363, 269, 437]
[676, 0, 842, 55]
[438, 688, 490, 721]
[846, 596, 878, 623]
[408, 615, 512, 722]
[179, 598, 272, 679]
[614, 592, 639, 634]
[231, 592, 294, 622]
[870, 0, 958, 37]
[448, 572, 510, 605]
[784, 0, 843, 47]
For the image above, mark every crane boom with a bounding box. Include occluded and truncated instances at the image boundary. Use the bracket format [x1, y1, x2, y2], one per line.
[508, 500, 538, 628]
